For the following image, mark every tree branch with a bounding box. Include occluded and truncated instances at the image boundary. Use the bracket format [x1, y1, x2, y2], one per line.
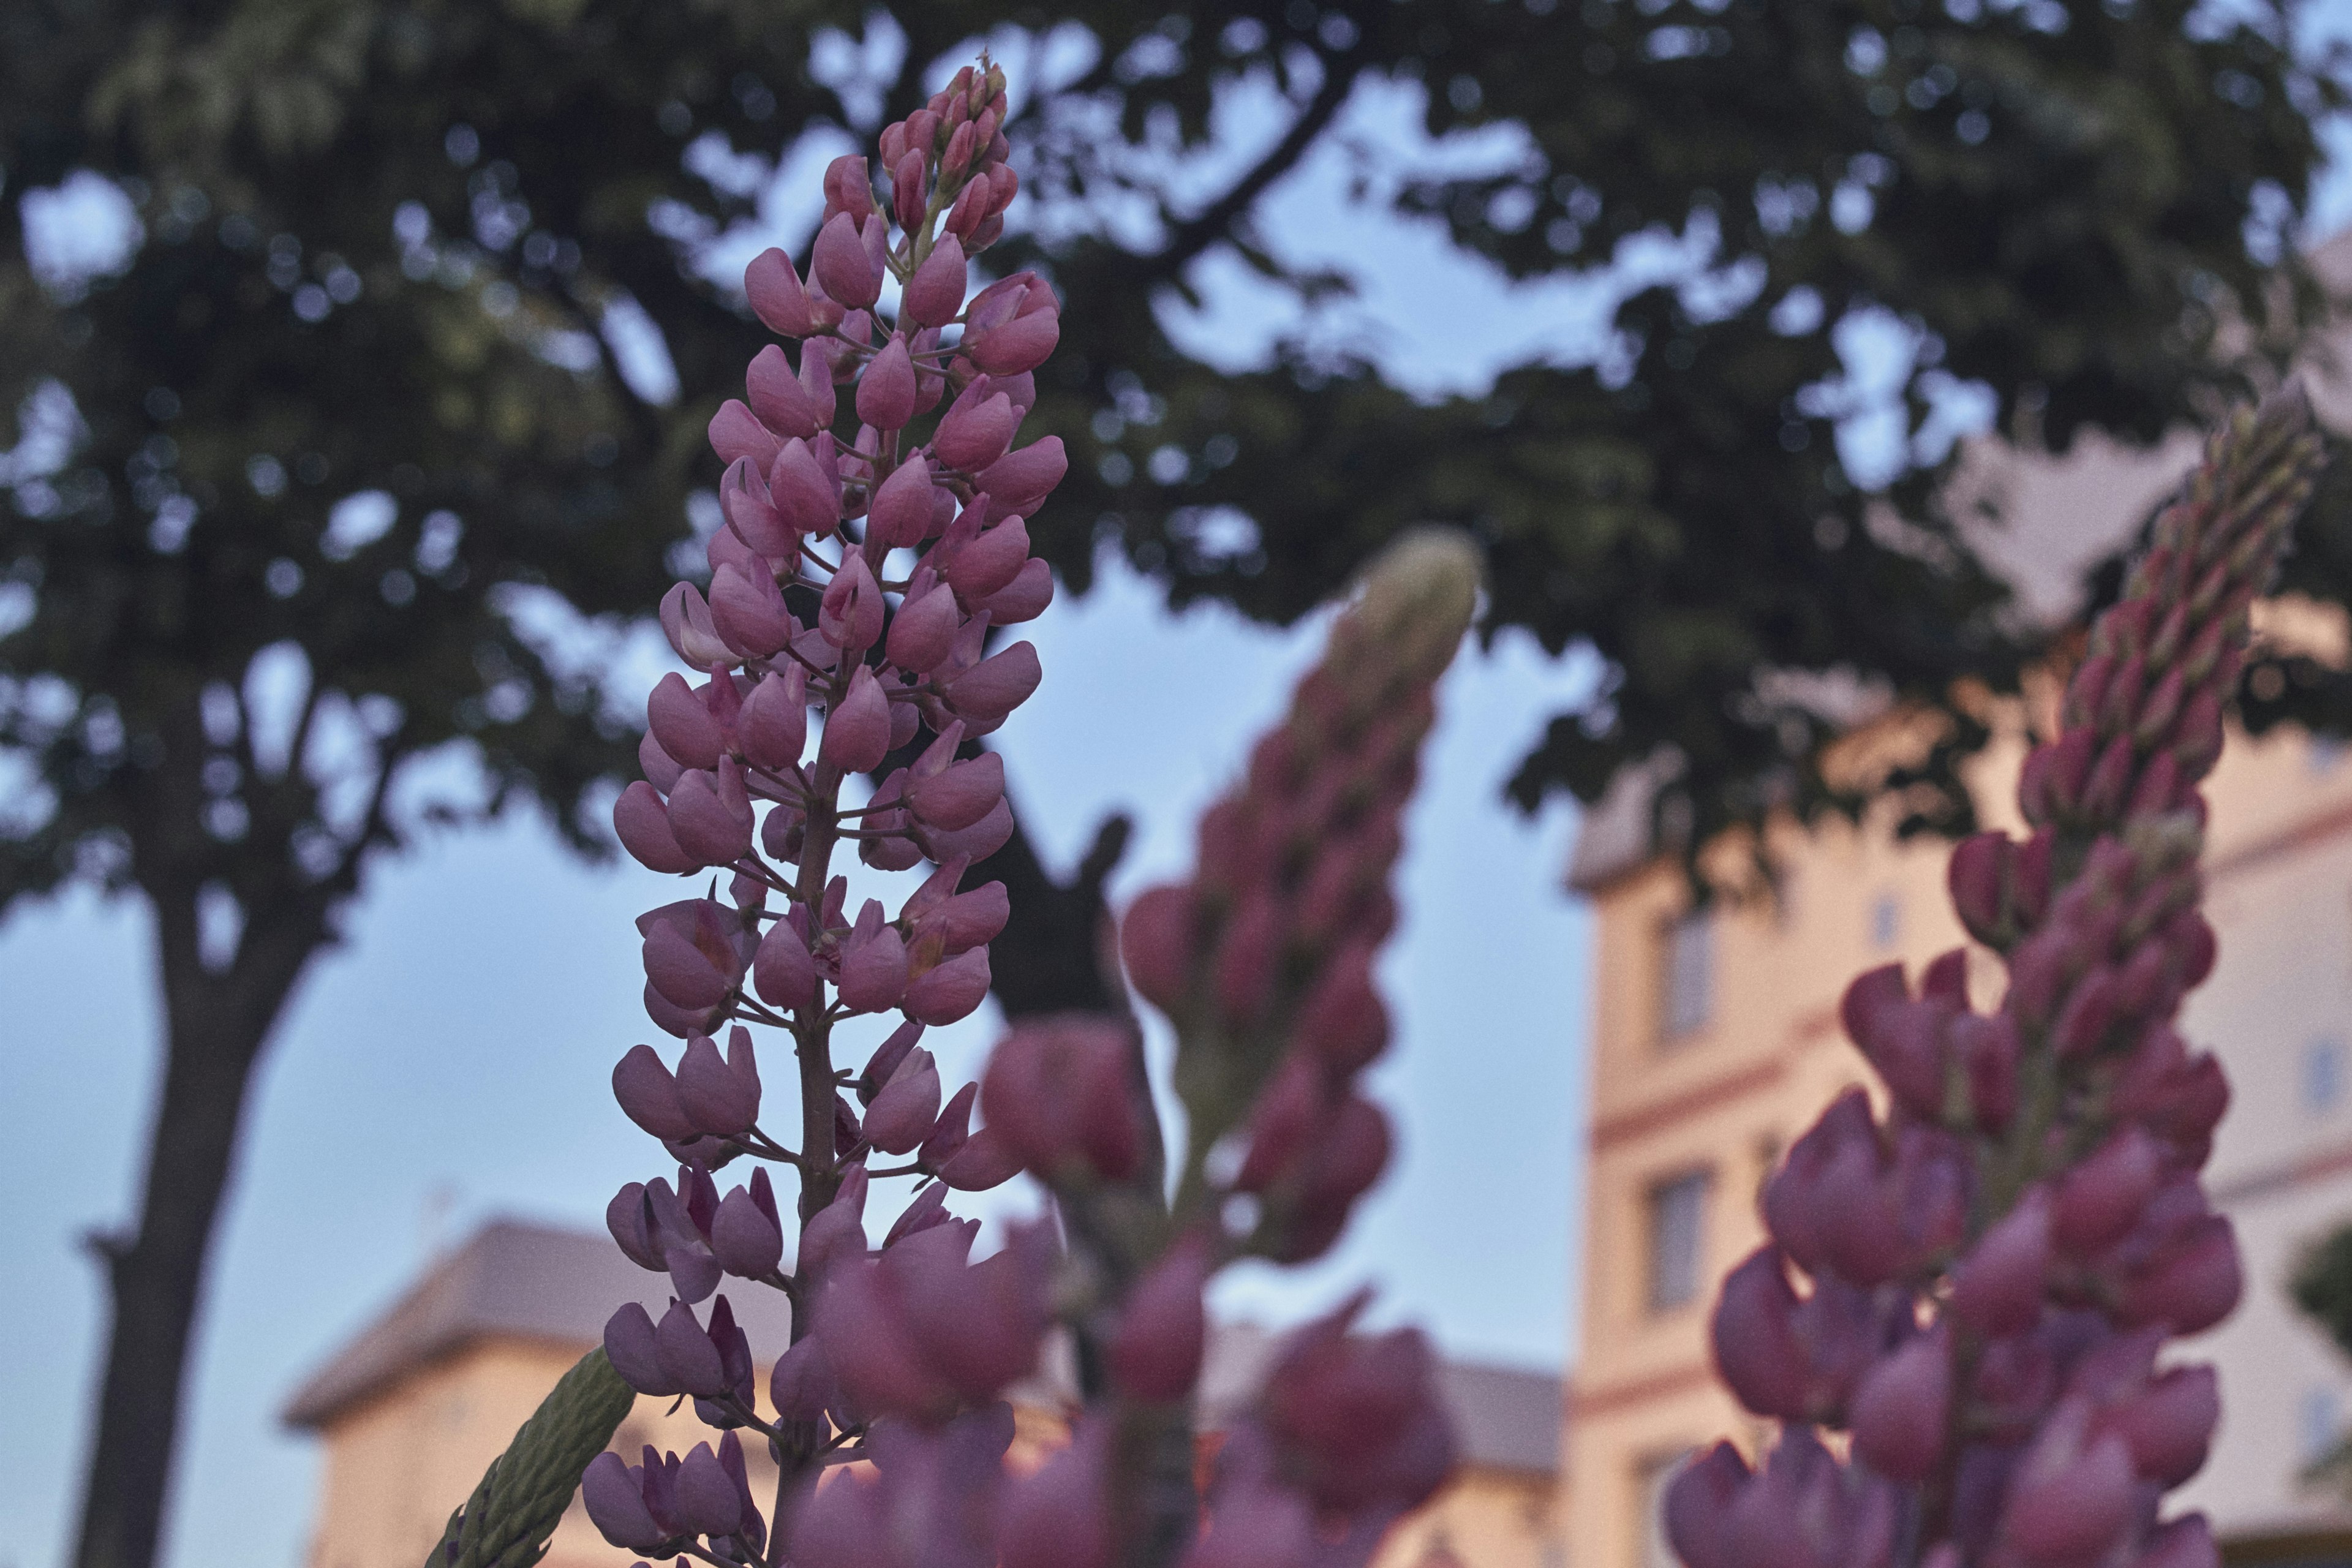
[1148, 53, 1357, 280]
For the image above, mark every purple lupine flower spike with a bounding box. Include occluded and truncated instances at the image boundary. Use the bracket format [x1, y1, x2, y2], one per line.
[1669, 393, 2328, 1568]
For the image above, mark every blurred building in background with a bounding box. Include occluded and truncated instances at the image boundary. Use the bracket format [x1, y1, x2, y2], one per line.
[1560, 350, 2352, 1568]
[284, 1221, 1566, 1568]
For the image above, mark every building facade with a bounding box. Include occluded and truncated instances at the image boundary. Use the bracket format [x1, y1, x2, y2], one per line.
[285, 1221, 1565, 1568]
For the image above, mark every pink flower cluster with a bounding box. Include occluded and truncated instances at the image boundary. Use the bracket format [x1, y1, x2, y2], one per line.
[579, 60, 1482, 1568]
[1670, 396, 2328, 1568]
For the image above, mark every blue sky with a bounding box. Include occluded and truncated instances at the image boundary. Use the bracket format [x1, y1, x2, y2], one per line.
[10, 10, 2352, 1567]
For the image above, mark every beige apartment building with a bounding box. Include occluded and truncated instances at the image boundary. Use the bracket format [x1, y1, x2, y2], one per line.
[1562, 400, 2352, 1567]
[285, 1221, 1564, 1568]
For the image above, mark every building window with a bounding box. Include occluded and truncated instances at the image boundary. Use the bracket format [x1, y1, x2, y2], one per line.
[1657, 910, 1713, 1043]
[2304, 1036, 2345, 1115]
[1646, 1170, 1711, 1314]
[2302, 1385, 2343, 1465]
[1636, 1450, 1692, 1568]
[1869, 891, 1901, 950]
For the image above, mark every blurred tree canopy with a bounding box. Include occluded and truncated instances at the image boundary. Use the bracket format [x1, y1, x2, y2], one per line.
[3, 1, 2344, 1563]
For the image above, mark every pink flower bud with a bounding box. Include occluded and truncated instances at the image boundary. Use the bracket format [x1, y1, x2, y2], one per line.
[708, 561, 794, 657]
[1110, 1233, 1212, 1401]
[857, 333, 919, 431]
[941, 118, 979, 181]
[677, 1025, 761, 1137]
[1812, 1131, 1906, 1287]
[823, 154, 872, 219]
[612, 1043, 698, 1141]
[812, 210, 883, 308]
[718, 456, 794, 560]
[797, 1166, 869, 1281]
[905, 944, 992, 1024]
[944, 172, 989, 239]
[601, 1303, 679, 1398]
[642, 982, 716, 1041]
[674, 1441, 744, 1536]
[818, 665, 892, 775]
[1664, 1442, 1750, 1568]
[791, 1466, 888, 1568]
[648, 671, 726, 769]
[2053, 1126, 2163, 1253]
[903, 233, 968, 327]
[892, 1220, 1052, 1398]
[655, 1297, 730, 1398]
[997, 1422, 1112, 1568]
[666, 763, 754, 866]
[918, 1080, 976, 1166]
[920, 881, 1011, 953]
[1710, 1246, 1810, 1419]
[1234, 1054, 1322, 1193]
[908, 752, 1006, 831]
[747, 342, 823, 438]
[582, 1450, 668, 1550]
[816, 1257, 954, 1420]
[1120, 883, 1197, 1011]
[967, 306, 1060, 375]
[819, 551, 886, 652]
[768, 437, 840, 537]
[978, 557, 1055, 625]
[1849, 1329, 1952, 1482]
[615, 780, 697, 874]
[921, 795, 1016, 864]
[709, 398, 783, 473]
[706, 510, 761, 579]
[2119, 1214, 2241, 1333]
[940, 1125, 1020, 1189]
[769, 1332, 839, 1425]
[2109, 1363, 2218, 1486]
[2000, 1401, 2135, 1567]
[867, 453, 935, 552]
[745, 247, 818, 336]
[608, 1182, 665, 1270]
[944, 640, 1041, 724]
[642, 911, 737, 1011]
[937, 390, 1017, 472]
[638, 729, 684, 792]
[752, 918, 821, 1011]
[1951, 1188, 2051, 1335]
[839, 903, 911, 1014]
[948, 516, 1031, 601]
[891, 146, 927, 230]
[799, 336, 840, 421]
[711, 1166, 783, 1278]
[981, 1017, 1141, 1182]
[976, 437, 1067, 516]
[1953, 1011, 2019, 1132]
[1293, 943, 1388, 1071]
[662, 582, 738, 671]
[738, 668, 808, 772]
[888, 581, 962, 673]
[865, 1049, 941, 1154]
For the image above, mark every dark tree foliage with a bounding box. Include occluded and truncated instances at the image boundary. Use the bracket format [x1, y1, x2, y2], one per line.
[1, 1, 2340, 1564]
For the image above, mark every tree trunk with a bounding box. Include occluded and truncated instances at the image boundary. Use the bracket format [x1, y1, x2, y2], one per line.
[981, 802, 1133, 1019]
[72, 885, 328, 1568]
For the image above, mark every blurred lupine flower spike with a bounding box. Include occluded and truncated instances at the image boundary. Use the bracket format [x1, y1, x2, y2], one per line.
[1670, 391, 2328, 1568]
